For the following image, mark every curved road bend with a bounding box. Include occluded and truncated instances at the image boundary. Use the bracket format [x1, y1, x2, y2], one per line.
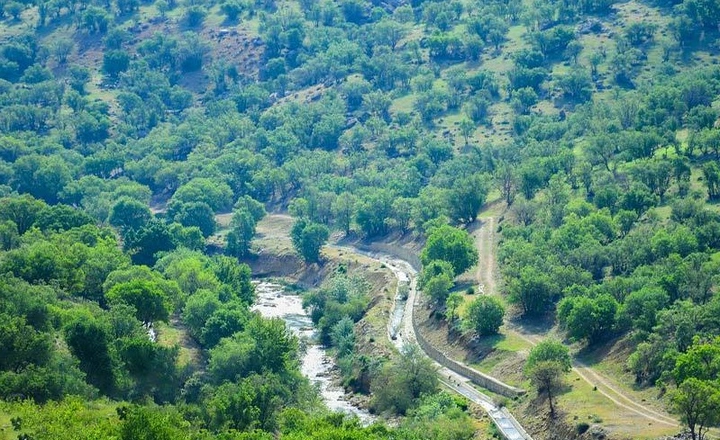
[333, 245, 533, 440]
[474, 217, 689, 431]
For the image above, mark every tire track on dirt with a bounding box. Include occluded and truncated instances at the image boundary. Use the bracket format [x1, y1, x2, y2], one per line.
[474, 216, 682, 430]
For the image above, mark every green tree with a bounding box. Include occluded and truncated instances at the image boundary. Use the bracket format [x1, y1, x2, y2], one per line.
[463, 95, 491, 124]
[525, 339, 571, 417]
[182, 289, 221, 341]
[423, 274, 454, 306]
[0, 221, 19, 250]
[106, 280, 172, 323]
[620, 287, 669, 332]
[208, 316, 298, 383]
[557, 67, 593, 102]
[169, 224, 205, 251]
[220, 0, 245, 21]
[0, 313, 52, 372]
[171, 178, 233, 213]
[13, 156, 71, 204]
[124, 219, 176, 266]
[64, 316, 116, 395]
[102, 50, 130, 80]
[421, 225, 478, 276]
[511, 87, 538, 114]
[0, 195, 46, 234]
[448, 173, 489, 224]
[184, 5, 207, 28]
[108, 197, 152, 233]
[170, 201, 216, 237]
[508, 266, 558, 317]
[291, 217, 330, 263]
[330, 316, 355, 357]
[459, 119, 475, 145]
[703, 161, 720, 201]
[445, 292, 463, 324]
[464, 296, 505, 336]
[201, 306, 249, 348]
[372, 19, 408, 50]
[332, 192, 356, 235]
[670, 378, 720, 440]
[120, 406, 190, 440]
[356, 189, 394, 237]
[419, 260, 455, 305]
[557, 294, 618, 344]
[226, 208, 258, 258]
[371, 344, 438, 415]
[34, 205, 94, 232]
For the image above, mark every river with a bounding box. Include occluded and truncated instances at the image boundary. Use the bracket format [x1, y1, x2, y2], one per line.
[252, 281, 373, 424]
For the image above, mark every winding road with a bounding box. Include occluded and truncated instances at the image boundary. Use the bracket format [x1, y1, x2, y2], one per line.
[254, 213, 687, 438]
[334, 245, 533, 440]
[472, 216, 683, 431]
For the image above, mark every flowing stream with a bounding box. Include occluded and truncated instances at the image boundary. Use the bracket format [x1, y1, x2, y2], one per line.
[252, 281, 373, 424]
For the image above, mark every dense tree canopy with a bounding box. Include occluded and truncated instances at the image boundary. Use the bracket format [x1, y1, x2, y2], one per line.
[3, 0, 720, 433]
[420, 225, 478, 276]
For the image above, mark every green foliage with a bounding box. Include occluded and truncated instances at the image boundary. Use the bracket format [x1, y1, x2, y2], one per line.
[184, 6, 207, 28]
[447, 173, 489, 224]
[106, 279, 172, 323]
[2, 0, 720, 426]
[419, 260, 455, 305]
[303, 272, 370, 346]
[120, 405, 190, 440]
[670, 378, 720, 440]
[102, 50, 130, 80]
[525, 340, 571, 416]
[208, 316, 299, 383]
[124, 219, 176, 266]
[225, 199, 266, 258]
[526, 339, 572, 373]
[421, 225, 478, 276]
[109, 197, 152, 234]
[507, 266, 558, 317]
[371, 345, 439, 415]
[290, 217, 330, 263]
[64, 314, 116, 395]
[557, 294, 618, 344]
[34, 204, 94, 232]
[0, 195, 45, 234]
[2, 398, 118, 439]
[168, 201, 216, 237]
[400, 392, 475, 440]
[171, 178, 233, 213]
[464, 296, 505, 336]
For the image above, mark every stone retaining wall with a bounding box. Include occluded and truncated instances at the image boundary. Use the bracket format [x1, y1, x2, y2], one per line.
[357, 240, 526, 398]
[412, 306, 526, 397]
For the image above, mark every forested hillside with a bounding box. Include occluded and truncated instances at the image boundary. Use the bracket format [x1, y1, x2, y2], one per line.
[2, 0, 720, 437]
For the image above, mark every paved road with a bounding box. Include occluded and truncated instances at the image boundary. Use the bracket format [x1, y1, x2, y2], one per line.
[336, 245, 533, 440]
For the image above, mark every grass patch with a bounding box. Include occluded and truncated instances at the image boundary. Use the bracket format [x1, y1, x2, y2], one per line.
[156, 320, 203, 369]
[556, 371, 677, 439]
[0, 409, 16, 440]
[390, 94, 415, 115]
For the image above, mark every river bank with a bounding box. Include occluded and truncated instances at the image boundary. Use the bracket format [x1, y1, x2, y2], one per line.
[252, 280, 373, 423]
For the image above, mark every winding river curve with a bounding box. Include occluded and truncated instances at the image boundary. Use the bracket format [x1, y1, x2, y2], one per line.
[251, 280, 374, 424]
[250, 224, 533, 439]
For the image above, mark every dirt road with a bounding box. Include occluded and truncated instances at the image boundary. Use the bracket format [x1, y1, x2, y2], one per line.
[472, 216, 681, 430]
